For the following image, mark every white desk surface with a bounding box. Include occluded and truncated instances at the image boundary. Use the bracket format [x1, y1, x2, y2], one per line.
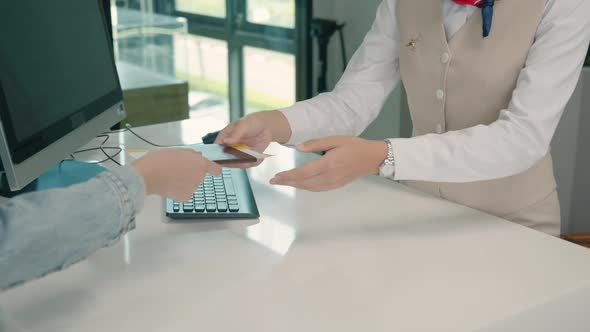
[2, 118, 590, 332]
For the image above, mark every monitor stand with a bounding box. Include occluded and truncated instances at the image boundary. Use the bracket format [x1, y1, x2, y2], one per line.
[0, 160, 106, 198]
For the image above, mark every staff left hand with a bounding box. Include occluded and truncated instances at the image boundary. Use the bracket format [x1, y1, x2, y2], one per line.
[270, 136, 388, 192]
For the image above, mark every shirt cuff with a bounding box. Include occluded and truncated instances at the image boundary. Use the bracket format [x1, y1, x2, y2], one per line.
[280, 102, 312, 145]
[388, 137, 416, 181]
[103, 166, 146, 216]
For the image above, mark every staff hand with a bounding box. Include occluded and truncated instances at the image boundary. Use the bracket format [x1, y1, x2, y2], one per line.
[214, 113, 274, 153]
[214, 111, 292, 168]
[270, 136, 388, 192]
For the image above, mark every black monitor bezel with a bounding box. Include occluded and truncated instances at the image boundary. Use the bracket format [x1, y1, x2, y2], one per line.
[0, 0, 123, 165]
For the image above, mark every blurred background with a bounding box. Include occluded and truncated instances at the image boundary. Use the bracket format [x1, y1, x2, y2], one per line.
[111, 0, 305, 126]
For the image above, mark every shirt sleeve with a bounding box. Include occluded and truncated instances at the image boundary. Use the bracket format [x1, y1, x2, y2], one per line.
[281, 0, 402, 145]
[390, 0, 590, 183]
[0, 166, 145, 290]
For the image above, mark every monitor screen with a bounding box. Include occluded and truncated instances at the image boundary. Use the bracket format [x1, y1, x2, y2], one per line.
[0, 0, 122, 164]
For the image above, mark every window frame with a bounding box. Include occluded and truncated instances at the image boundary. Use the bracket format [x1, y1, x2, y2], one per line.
[154, 0, 312, 120]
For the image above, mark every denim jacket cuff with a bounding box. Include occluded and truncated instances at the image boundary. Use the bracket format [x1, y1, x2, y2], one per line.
[100, 166, 146, 231]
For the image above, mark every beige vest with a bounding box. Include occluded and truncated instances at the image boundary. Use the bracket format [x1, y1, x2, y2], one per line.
[397, 0, 556, 217]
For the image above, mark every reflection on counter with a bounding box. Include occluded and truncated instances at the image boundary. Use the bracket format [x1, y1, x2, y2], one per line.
[246, 217, 296, 256]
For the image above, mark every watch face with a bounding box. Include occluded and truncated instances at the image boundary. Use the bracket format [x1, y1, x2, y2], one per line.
[380, 164, 395, 177]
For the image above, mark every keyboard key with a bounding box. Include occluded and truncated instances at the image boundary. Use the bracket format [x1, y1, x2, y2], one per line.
[217, 202, 228, 212]
[169, 172, 248, 215]
[224, 179, 236, 196]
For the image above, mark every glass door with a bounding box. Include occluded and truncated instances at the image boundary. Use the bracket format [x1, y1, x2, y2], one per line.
[155, 0, 312, 121]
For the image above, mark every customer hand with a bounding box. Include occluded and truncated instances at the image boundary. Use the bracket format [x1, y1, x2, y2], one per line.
[133, 148, 222, 201]
[270, 136, 388, 192]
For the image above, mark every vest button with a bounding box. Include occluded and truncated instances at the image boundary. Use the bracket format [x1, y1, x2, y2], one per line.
[435, 124, 443, 134]
[441, 52, 450, 64]
[436, 89, 445, 100]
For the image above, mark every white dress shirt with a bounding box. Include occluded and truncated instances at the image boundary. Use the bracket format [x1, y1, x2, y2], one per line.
[281, 0, 590, 183]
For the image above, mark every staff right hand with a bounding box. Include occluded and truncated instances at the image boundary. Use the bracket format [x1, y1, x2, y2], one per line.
[214, 110, 292, 153]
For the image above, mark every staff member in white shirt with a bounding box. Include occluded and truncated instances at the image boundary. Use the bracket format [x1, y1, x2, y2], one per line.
[216, 0, 590, 236]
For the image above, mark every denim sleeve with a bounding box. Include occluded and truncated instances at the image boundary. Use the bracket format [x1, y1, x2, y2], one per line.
[0, 166, 145, 290]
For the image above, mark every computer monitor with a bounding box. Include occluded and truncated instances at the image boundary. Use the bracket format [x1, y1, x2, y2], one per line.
[0, 0, 126, 191]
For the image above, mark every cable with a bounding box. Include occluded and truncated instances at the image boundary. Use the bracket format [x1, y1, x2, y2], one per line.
[68, 123, 204, 166]
[124, 124, 176, 147]
[99, 146, 123, 166]
[96, 134, 122, 166]
[74, 146, 121, 154]
[123, 123, 203, 148]
[69, 134, 123, 166]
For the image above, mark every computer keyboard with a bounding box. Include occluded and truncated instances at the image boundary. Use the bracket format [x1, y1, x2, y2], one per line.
[165, 168, 260, 220]
[181, 169, 236, 213]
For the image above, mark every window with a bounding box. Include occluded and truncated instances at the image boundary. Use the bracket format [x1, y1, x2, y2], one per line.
[247, 0, 295, 28]
[155, 0, 312, 121]
[175, 35, 229, 119]
[244, 46, 295, 114]
[175, 0, 225, 17]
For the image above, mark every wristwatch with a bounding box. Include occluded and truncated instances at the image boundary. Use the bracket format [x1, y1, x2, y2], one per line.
[378, 139, 396, 178]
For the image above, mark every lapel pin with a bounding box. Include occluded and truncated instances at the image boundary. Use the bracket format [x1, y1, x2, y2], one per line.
[406, 36, 421, 51]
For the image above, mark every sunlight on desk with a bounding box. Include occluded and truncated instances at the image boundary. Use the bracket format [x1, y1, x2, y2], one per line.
[246, 216, 296, 256]
[123, 235, 131, 265]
